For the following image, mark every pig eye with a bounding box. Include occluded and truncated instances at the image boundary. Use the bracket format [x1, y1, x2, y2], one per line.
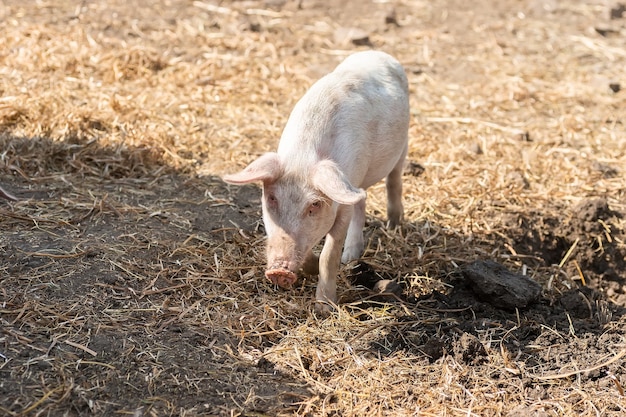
[266, 193, 278, 209]
[308, 201, 322, 216]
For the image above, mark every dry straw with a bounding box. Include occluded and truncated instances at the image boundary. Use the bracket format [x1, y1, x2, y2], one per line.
[1, 0, 625, 416]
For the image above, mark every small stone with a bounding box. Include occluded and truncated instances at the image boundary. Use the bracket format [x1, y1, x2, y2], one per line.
[373, 279, 403, 295]
[385, 8, 400, 26]
[591, 160, 618, 177]
[453, 332, 488, 365]
[516, 131, 532, 142]
[506, 171, 530, 189]
[467, 143, 483, 155]
[422, 337, 445, 362]
[405, 161, 425, 177]
[610, 3, 626, 19]
[372, 279, 404, 303]
[249, 22, 262, 32]
[462, 260, 542, 309]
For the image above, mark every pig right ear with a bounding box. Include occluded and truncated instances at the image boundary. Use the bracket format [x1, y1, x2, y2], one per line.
[223, 153, 282, 184]
[312, 160, 366, 205]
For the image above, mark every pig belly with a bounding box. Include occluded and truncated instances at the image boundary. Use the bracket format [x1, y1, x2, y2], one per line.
[358, 145, 407, 189]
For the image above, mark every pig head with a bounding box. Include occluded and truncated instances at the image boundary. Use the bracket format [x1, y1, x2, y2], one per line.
[223, 153, 365, 291]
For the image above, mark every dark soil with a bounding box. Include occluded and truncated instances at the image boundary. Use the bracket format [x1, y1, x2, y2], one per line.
[1, 0, 626, 415]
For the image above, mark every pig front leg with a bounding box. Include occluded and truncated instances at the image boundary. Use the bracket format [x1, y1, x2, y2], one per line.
[315, 205, 353, 315]
[341, 198, 366, 263]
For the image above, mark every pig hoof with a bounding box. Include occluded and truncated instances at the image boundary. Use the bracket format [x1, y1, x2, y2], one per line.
[313, 301, 335, 317]
[341, 245, 362, 264]
[265, 269, 297, 289]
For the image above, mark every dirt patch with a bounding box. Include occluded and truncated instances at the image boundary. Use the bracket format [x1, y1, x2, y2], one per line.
[1, 0, 626, 415]
[500, 197, 626, 305]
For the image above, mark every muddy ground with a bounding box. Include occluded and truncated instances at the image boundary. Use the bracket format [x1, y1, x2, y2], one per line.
[1, 0, 626, 416]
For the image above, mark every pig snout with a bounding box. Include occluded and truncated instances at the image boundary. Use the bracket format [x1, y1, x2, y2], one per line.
[264, 234, 303, 289]
[265, 263, 298, 289]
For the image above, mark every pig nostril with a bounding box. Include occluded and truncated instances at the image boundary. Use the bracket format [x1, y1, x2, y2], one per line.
[265, 268, 298, 289]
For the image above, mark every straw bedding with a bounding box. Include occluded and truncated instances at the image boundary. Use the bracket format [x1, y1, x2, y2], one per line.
[1, 0, 625, 415]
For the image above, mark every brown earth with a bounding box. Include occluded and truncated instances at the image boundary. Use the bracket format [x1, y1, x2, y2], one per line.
[1, 0, 626, 416]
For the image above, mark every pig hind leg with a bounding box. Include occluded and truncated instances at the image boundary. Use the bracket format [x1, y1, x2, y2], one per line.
[386, 150, 406, 228]
[341, 199, 366, 264]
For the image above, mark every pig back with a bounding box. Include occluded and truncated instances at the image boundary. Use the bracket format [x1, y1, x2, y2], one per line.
[278, 51, 409, 189]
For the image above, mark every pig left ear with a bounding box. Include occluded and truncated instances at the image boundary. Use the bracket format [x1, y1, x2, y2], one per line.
[222, 152, 282, 184]
[312, 160, 366, 205]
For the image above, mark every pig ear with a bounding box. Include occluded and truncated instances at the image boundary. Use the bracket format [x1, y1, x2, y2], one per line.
[223, 153, 282, 184]
[312, 160, 366, 205]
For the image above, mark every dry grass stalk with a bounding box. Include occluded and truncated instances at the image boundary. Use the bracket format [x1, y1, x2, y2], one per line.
[1, 0, 625, 416]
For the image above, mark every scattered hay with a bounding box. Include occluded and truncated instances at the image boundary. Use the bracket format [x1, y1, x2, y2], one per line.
[1, 0, 625, 416]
